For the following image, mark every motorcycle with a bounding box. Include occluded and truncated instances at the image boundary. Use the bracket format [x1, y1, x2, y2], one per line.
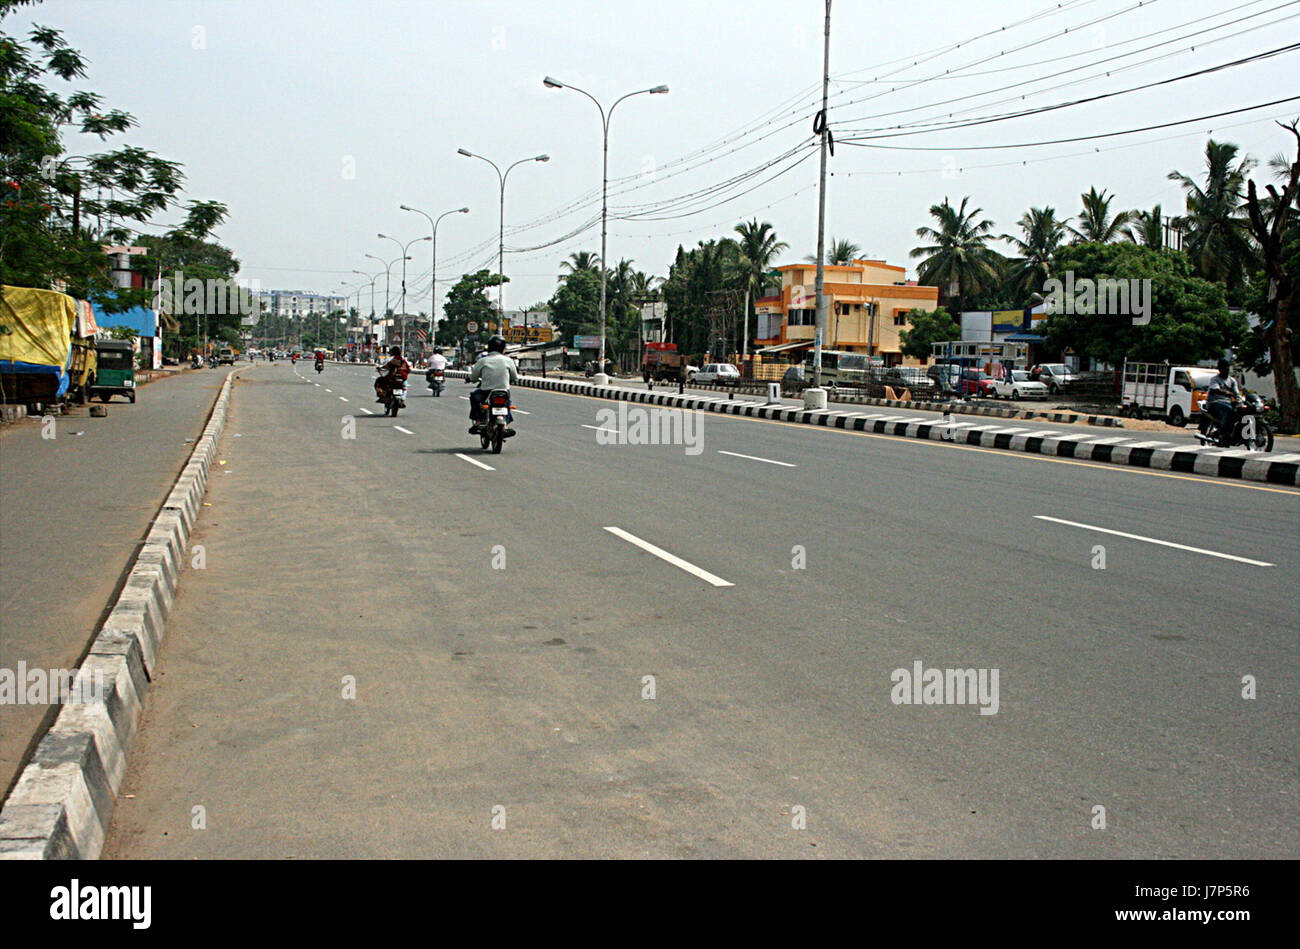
[1195, 392, 1274, 452]
[378, 367, 407, 417]
[426, 367, 445, 396]
[478, 388, 513, 454]
[314, 359, 325, 374]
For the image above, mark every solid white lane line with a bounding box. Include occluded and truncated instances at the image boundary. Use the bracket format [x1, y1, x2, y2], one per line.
[458, 396, 470, 401]
[603, 526, 734, 587]
[325, 389, 332, 392]
[393, 425, 414, 435]
[360, 408, 374, 415]
[339, 396, 349, 402]
[513, 408, 531, 415]
[1033, 515, 1274, 567]
[581, 424, 619, 434]
[717, 450, 796, 468]
[454, 452, 495, 471]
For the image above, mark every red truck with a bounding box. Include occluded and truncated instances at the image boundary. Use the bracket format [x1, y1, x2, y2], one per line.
[642, 341, 684, 383]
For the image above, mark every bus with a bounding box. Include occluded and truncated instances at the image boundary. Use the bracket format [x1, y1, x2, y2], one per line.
[802, 349, 883, 386]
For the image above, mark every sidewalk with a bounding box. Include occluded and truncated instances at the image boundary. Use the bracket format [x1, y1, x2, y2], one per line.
[0, 367, 231, 797]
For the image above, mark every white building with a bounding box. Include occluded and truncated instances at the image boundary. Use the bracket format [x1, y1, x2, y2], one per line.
[252, 290, 347, 319]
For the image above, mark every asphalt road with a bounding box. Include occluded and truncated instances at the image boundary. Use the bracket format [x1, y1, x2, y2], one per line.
[0, 367, 231, 797]
[103, 361, 1299, 858]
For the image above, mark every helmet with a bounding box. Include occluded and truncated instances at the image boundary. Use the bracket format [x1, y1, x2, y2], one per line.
[433, 347, 442, 354]
[487, 335, 507, 353]
[389, 345, 402, 357]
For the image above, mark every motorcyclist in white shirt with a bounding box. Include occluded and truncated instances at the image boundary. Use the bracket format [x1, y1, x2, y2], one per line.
[468, 335, 519, 435]
[427, 347, 448, 372]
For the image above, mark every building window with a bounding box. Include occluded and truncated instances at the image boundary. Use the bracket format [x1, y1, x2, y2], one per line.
[893, 314, 908, 326]
[788, 308, 816, 327]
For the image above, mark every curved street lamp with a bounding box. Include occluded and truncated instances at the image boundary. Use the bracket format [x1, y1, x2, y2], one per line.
[400, 204, 469, 342]
[378, 233, 432, 352]
[457, 148, 549, 326]
[544, 76, 667, 381]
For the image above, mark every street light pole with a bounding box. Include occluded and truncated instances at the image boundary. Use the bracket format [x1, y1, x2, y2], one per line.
[812, 0, 832, 391]
[353, 269, 379, 359]
[379, 234, 432, 355]
[401, 204, 469, 344]
[458, 149, 549, 330]
[544, 76, 668, 383]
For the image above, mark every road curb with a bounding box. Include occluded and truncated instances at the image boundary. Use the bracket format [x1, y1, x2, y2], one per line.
[448, 371, 1299, 486]
[0, 367, 241, 859]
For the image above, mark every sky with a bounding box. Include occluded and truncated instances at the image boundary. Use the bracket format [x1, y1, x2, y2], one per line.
[13, 0, 1300, 318]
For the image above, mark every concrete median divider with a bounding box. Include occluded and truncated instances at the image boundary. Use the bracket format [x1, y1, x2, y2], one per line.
[0, 367, 243, 859]
[450, 370, 1300, 487]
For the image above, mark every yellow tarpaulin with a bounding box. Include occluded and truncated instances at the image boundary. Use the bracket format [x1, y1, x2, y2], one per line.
[0, 285, 76, 368]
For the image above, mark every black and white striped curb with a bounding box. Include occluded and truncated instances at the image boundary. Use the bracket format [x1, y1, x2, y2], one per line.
[0, 368, 241, 859]
[658, 380, 1124, 427]
[450, 371, 1300, 486]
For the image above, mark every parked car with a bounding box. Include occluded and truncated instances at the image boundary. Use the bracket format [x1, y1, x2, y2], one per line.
[959, 369, 997, 397]
[692, 363, 740, 385]
[217, 347, 235, 365]
[1029, 363, 1076, 394]
[882, 367, 934, 395]
[992, 369, 1049, 401]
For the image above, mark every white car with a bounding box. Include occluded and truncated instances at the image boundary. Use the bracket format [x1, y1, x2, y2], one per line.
[992, 370, 1049, 401]
[692, 363, 740, 385]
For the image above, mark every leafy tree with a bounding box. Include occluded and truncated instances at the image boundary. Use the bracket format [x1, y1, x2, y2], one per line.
[0, 12, 195, 304]
[898, 307, 959, 360]
[1243, 120, 1300, 433]
[911, 196, 1002, 313]
[1001, 206, 1068, 305]
[436, 270, 503, 347]
[548, 267, 600, 345]
[1040, 241, 1246, 367]
[805, 236, 860, 265]
[1068, 187, 1135, 244]
[1168, 140, 1257, 292]
[559, 250, 601, 277]
[1127, 204, 1166, 249]
[734, 219, 788, 351]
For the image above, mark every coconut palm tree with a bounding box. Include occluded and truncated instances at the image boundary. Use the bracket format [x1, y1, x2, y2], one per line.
[734, 219, 788, 356]
[1001, 206, 1069, 303]
[805, 237, 862, 265]
[1067, 187, 1135, 243]
[1126, 204, 1166, 249]
[1168, 139, 1257, 290]
[559, 250, 601, 278]
[911, 196, 1002, 313]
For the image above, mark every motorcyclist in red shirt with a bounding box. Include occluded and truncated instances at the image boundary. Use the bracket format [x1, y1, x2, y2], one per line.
[375, 345, 410, 403]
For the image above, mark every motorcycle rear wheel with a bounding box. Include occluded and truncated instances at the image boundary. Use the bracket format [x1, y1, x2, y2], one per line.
[491, 430, 503, 454]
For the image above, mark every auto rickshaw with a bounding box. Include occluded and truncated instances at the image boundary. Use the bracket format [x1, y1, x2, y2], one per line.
[90, 339, 137, 403]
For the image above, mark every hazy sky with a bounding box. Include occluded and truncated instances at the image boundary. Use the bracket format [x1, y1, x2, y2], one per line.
[16, 0, 1300, 316]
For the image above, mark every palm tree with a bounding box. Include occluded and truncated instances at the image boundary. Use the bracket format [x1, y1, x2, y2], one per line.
[1068, 187, 1135, 243]
[1001, 206, 1069, 304]
[805, 237, 861, 265]
[1126, 204, 1165, 249]
[1167, 139, 1257, 290]
[911, 196, 1002, 313]
[559, 250, 601, 278]
[734, 219, 788, 357]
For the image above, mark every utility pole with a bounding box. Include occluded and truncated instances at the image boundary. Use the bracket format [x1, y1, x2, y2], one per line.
[812, 0, 832, 389]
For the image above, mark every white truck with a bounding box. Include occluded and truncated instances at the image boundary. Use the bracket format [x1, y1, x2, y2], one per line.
[1121, 360, 1215, 427]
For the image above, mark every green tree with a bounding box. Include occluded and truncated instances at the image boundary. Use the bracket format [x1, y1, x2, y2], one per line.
[1068, 187, 1135, 244]
[734, 219, 788, 351]
[1242, 121, 1300, 433]
[0, 13, 195, 304]
[1168, 139, 1257, 292]
[898, 307, 959, 360]
[1001, 206, 1069, 305]
[1127, 204, 1166, 249]
[805, 236, 860, 265]
[559, 250, 601, 277]
[548, 267, 601, 345]
[911, 196, 1002, 313]
[436, 270, 504, 348]
[1041, 242, 1246, 366]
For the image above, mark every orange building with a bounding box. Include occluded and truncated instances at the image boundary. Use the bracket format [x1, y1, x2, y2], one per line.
[753, 259, 939, 366]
